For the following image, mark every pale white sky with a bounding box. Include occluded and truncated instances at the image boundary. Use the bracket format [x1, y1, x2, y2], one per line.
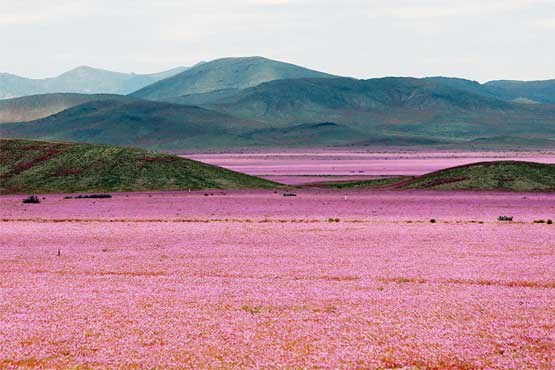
[1, 0, 554, 82]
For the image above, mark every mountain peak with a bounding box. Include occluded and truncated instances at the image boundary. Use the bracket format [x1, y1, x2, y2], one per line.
[59, 65, 118, 78]
[131, 56, 336, 100]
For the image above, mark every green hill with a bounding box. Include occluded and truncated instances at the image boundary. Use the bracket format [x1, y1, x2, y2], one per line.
[401, 161, 555, 191]
[0, 138, 278, 194]
[131, 56, 336, 101]
[0, 93, 136, 123]
[325, 161, 555, 192]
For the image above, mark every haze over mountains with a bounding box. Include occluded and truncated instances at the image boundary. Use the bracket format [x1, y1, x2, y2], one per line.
[0, 93, 135, 123]
[1, 56, 554, 150]
[0, 65, 188, 99]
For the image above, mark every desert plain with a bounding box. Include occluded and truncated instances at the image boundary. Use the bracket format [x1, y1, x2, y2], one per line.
[1, 151, 555, 369]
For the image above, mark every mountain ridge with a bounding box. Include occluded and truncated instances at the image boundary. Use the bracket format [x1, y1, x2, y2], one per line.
[2, 76, 554, 149]
[425, 77, 555, 104]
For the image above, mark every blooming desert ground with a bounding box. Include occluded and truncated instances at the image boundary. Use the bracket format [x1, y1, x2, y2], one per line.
[185, 150, 555, 185]
[1, 189, 555, 369]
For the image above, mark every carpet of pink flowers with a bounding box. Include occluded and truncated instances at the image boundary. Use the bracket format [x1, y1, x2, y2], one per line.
[1, 190, 555, 369]
[185, 150, 555, 185]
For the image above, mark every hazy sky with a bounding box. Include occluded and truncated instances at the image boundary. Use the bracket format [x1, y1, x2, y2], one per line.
[1, 0, 554, 82]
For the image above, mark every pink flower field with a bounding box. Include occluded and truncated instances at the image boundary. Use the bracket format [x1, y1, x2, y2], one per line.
[184, 150, 555, 185]
[1, 190, 554, 369]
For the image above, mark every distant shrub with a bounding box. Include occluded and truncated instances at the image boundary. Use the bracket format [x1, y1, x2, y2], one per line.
[283, 193, 297, 197]
[75, 194, 112, 199]
[533, 219, 546, 224]
[547, 219, 553, 225]
[327, 218, 340, 223]
[430, 219, 436, 223]
[22, 195, 40, 204]
[497, 216, 513, 222]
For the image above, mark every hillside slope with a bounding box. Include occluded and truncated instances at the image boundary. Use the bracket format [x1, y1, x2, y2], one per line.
[131, 56, 336, 100]
[0, 66, 188, 99]
[400, 161, 555, 191]
[0, 138, 277, 194]
[0, 93, 136, 123]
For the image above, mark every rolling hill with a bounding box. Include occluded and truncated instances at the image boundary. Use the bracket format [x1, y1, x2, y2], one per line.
[0, 65, 188, 99]
[131, 56, 336, 101]
[401, 161, 555, 191]
[325, 161, 555, 192]
[0, 99, 264, 150]
[0, 138, 277, 194]
[0, 93, 136, 123]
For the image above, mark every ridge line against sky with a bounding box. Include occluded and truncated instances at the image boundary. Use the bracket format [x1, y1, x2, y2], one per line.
[1, 0, 554, 82]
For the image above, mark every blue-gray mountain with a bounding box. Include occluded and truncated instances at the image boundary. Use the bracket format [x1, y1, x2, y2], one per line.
[0, 93, 136, 123]
[0, 66, 188, 99]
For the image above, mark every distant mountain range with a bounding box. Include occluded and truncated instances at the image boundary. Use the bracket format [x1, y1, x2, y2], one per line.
[1, 56, 553, 149]
[0, 65, 188, 99]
